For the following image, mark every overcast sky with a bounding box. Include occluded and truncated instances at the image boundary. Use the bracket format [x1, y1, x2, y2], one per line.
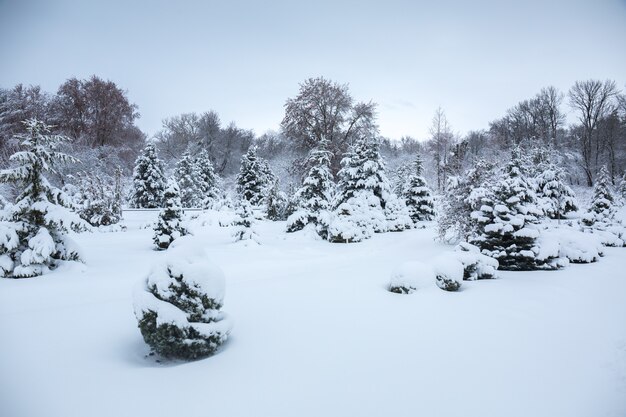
[1, 0, 625, 140]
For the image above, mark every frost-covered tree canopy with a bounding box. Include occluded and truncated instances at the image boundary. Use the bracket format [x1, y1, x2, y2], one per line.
[129, 143, 166, 209]
[0, 119, 86, 278]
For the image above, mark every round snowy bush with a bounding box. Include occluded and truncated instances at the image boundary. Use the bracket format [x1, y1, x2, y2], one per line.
[433, 257, 464, 292]
[133, 247, 232, 360]
[454, 243, 499, 280]
[388, 261, 434, 294]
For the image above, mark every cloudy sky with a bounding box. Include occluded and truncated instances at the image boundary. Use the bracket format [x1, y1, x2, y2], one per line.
[1, 0, 625, 140]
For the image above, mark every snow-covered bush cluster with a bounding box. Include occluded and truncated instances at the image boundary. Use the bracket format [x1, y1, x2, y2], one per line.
[388, 261, 434, 294]
[133, 244, 232, 360]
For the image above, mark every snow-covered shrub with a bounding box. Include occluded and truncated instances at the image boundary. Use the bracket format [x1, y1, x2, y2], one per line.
[470, 149, 561, 271]
[540, 228, 603, 263]
[286, 140, 334, 236]
[388, 261, 434, 294]
[0, 119, 87, 278]
[133, 247, 232, 360]
[453, 242, 499, 280]
[327, 193, 380, 243]
[153, 180, 188, 250]
[129, 143, 166, 208]
[433, 257, 464, 291]
[384, 196, 413, 232]
[403, 153, 436, 224]
[232, 199, 259, 244]
[72, 168, 123, 227]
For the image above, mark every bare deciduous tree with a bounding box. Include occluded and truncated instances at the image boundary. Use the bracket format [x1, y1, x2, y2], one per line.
[281, 77, 377, 173]
[568, 79, 619, 185]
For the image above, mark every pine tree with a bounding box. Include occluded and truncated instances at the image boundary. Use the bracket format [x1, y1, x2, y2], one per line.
[133, 249, 231, 360]
[582, 165, 615, 226]
[130, 143, 166, 208]
[153, 180, 188, 250]
[236, 146, 266, 206]
[286, 140, 334, 236]
[618, 174, 626, 204]
[265, 180, 288, 221]
[232, 199, 258, 243]
[0, 119, 87, 278]
[175, 152, 203, 208]
[535, 166, 578, 220]
[469, 148, 559, 271]
[403, 153, 436, 224]
[195, 150, 220, 209]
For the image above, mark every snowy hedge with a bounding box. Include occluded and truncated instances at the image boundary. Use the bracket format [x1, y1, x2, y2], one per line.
[388, 261, 435, 294]
[433, 257, 464, 291]
[133, 246, 232, 360]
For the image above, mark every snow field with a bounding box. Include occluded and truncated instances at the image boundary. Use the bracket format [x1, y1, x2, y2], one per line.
[0, 210, 625, 417]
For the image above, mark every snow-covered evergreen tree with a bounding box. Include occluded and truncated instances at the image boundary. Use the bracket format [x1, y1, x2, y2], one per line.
[469, 149, 560, 271]
[73, 170, 123, 227]
[195, 150, 220, 209]
[391, 161, 412, 197]
[437, 159, 494, 243]
[535, 166, 578, 220]
[0, 119, 87, 278]
[286, 140, 334, 237]
[265, 180, 288, 221]
[328, 137, 396, 242]
[153, 180, 188, 250]
[133, 247, 232, 360]
[236, 146, 266, 206]
[129, 143, 166, 208]
[581, 165, 615, 226]
[618, 174, 626, 205]
[232, 199, 258, 243]
[403, 153, 436, 224]
[175, 152, 203, 208]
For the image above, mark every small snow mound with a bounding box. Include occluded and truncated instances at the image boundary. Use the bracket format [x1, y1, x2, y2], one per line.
[433, 256, 464, 291]
[388, 261, 435, 294]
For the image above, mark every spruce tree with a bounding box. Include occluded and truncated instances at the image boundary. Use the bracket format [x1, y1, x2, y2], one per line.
[286, 140, 334, 236]
[403, 153, 436, 224]
[236, 146, 265, 206]
[232, 199, 259, 243]
[265, 180, 288, 221]
[153, 180, 188, 250]
[130, 143, 166, 208]
[618, 173, 626, 204]
[328, 137, 391, 242]
[0, 119, 87, 278]
[582, 165, 615, 226]
[437, 160, 494, 243]
[535, 166, 578, 220]
[195, 150, 220, 209]
[469, 148, 559, 271]
[175, 152, 202, 208]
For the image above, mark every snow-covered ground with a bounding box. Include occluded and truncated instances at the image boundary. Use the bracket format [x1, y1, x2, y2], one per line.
[1, 210, 626, 417]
